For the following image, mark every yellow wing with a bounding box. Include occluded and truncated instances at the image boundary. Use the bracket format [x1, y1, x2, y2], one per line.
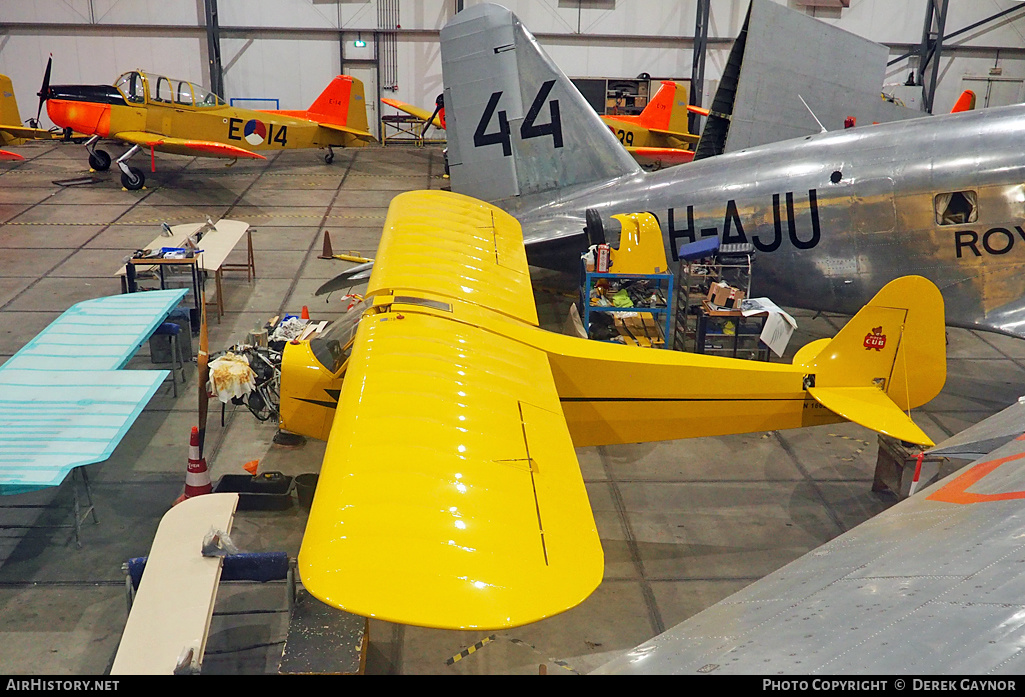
[298, 191, 601, 630]
[381, 98, 445, 129]
[114, 131, 267, 160]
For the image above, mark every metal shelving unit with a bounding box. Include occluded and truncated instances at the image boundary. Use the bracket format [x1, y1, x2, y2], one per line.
[581, 269, 674, 349]
[673, 244, 769, 360]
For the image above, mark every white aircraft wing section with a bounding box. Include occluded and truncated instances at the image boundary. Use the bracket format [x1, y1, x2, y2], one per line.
[595, 419, 1025, 675]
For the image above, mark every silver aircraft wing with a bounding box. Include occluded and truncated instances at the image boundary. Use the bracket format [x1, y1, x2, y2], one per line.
[594, 411, 1025, 675]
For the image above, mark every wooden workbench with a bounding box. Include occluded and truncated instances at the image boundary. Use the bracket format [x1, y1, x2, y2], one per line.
[116, 219, 256, 322]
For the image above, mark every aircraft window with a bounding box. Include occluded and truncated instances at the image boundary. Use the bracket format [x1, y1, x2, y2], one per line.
[308, 297, 369, 374]
[935, 191, 978, 225]
[175, 82, 194, 106]
[150, 76, 173, 103]
[194, 87, 225, 108]
[310, 336, 353, 375]
[115, 72, 146, 104]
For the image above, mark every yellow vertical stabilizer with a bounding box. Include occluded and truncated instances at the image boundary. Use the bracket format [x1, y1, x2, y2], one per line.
[608, 212, 669, 274]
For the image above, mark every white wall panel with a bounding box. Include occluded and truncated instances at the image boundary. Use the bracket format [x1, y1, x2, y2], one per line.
[222, 37, 339, 110]
[0, 0, 200, 26]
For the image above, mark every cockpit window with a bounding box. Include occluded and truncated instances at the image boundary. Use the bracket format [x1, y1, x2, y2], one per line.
[114, 72, 146, 104]
[935, 190, 978, 225]
[194, 87, 225, 107]
[151, 76, 173, 103]
[308, 297, 369, 374]
[175, 81, 194, 106]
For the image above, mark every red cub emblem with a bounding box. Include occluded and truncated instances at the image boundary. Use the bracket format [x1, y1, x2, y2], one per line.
[863, 326, 886, 351]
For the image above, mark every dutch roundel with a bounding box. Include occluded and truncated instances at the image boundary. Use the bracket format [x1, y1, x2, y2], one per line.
[244, 119, 267, 146]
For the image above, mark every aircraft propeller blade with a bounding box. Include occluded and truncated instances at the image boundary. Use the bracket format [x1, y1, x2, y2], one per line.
[422, 93, 444, 138]
[316, 262, 375, 296]
[33, 54, 52, 129]
[197, 291, 209, 458]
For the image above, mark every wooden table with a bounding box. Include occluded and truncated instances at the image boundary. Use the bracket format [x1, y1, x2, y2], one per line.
[116, 219, 256, 322]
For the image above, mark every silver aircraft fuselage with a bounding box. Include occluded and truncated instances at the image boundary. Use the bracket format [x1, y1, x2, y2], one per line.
[504, 105, 1025, 337]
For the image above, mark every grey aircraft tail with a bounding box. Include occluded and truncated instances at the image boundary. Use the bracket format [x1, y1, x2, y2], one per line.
[440, 3, 641, 203]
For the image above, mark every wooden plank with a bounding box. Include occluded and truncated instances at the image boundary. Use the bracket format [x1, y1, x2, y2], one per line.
[111, 493, 239, 675]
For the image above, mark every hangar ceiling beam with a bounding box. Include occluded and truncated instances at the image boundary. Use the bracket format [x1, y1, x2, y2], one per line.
[204, 0, 225, 99]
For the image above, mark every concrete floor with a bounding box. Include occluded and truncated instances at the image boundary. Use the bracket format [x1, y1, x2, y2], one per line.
[0, 139, 1023, 675]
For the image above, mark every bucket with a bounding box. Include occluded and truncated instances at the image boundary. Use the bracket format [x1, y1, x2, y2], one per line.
[295, 473, 319, 510]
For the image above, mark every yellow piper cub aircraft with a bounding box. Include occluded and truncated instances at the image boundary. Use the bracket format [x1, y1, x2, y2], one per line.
[382, 79, 699, 170]
[0, 74, 62, 161]
[279, 189, 945, 631]
[38, 59, 374, 189]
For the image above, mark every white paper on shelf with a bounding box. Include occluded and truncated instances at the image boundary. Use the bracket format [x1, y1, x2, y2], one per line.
[740, 297, 798, 357]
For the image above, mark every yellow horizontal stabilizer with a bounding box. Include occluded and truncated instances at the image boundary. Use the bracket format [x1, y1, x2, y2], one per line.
[298, 310, 602, 629]
[115, 131, 266, 160]
[381, 98, 444, 129]
[366, 190, 537, 325]
[317, 121, 376, 142]
[647, 127, 700, 143]
[0, 124, 57, 140]
[810, 386, 933, 446]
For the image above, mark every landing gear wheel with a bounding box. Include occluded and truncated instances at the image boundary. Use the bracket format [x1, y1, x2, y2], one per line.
[89, 150, 111, 171]
[121, 166, 145, 191]
[324, 150, 334, 165]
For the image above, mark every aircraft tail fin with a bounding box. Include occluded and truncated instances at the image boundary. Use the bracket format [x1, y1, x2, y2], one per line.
[793, 276, 946, 445]
[440, 3, 641, 202]
[951, 89, 976, 113]
[637, 81, 690, 136]
[307, 75, 371, 135]
[0, 75, 24, 142]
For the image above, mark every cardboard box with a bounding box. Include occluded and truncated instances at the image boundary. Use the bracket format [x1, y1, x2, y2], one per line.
[708, 282, 745, 309]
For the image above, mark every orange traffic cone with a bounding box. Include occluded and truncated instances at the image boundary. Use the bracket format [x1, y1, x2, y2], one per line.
[174, 426, 212, 505]
[318, 230, 334, 259]
[301, 305, 310, 320]
[243, 460, 258, 475]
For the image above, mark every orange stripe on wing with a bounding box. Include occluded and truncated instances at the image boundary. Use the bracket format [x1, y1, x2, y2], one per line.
[927, 449, 1025, 504]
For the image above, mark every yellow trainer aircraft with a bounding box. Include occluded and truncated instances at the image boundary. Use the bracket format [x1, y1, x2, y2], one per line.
[382, 79, 700, 171]
[0, 74, 62, 161]
[37, 57, 375, 189]
[278, 189, 945, 630]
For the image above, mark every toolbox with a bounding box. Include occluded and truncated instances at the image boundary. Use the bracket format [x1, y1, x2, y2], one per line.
[214, 472, 294, 511]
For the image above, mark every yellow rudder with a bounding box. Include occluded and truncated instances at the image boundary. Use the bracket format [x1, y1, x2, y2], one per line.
[794, 275, 946, 445]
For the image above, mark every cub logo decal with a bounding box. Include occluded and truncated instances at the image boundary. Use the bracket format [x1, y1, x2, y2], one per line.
[863, 326, 886, 351]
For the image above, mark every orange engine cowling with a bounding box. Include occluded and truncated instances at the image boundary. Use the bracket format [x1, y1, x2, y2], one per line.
[46, 99, 111, 137]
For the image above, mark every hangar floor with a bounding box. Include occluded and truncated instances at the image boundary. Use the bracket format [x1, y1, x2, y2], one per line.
[0, 140, 1022, 675]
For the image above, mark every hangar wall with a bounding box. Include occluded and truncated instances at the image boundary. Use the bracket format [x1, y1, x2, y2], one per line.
[0, 0, 1023, 132]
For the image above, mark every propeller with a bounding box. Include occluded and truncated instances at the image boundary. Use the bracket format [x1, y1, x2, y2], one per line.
[422, 93, 444, 138]
[32, 54, 53, 129]
[315, 262, 375, 296]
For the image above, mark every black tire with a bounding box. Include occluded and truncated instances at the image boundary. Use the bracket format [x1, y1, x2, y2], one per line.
[324, 151, 334, 164]
[89, 149, 111, 171]
[121, 166, 145, 191]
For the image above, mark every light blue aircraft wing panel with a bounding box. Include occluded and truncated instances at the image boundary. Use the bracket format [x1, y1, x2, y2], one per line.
[0, 370, 167, 493]
[3, 289, 187, 372]
[0, 289, 188, 493]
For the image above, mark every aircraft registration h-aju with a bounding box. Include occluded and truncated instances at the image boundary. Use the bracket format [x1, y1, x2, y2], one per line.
[440, 3, 1025, 339]
[37, 58, 374, 189]
[280, 188, 946, 630]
